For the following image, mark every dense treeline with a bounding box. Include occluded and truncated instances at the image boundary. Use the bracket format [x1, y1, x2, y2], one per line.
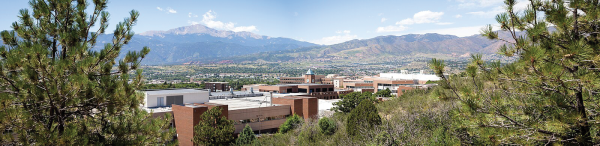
[143, 66, 342, 81]
[197, 78, 280, 90]
[142, 83, 204, 90]
[142, 78, 279, 90]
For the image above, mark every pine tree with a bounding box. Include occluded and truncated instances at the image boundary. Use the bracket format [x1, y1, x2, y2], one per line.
[318, 117, 336, 135]
[431, 0, 600, 144]
[346, 100, 381, 136]
[375, 88, 392, 97]
[332, 92, 375, 113]
[278, 114, 302, 133]
[0, 0, 174, 145]
[235, 124, 256, 146]
[193, 107, 235, 146]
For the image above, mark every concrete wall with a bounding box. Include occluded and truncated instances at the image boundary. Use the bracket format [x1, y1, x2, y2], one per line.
[144, 92, 209, 108]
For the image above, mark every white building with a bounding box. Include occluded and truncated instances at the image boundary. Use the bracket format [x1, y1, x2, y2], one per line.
[143, 89, 209, 108]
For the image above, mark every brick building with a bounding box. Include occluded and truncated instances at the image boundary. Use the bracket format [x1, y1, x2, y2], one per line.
[204, 82, 230, 92]
[143, 89, 320, 146]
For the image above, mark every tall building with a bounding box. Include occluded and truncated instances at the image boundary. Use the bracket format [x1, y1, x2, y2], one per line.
[304, 69, 316, 83]
[280, 69, 325, 84]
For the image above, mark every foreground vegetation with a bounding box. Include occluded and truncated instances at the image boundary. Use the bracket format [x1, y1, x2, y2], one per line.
[255, 89, 460, 145]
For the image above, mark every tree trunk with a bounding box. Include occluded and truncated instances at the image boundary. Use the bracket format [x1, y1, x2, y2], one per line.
[575, 89, 591, 145]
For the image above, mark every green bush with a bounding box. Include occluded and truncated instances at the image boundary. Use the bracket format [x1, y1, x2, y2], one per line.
[318, 117, 337, 135]
[235, 124, 256, 145]
[333, 92, 375, 113]
[374, 88, 392, 97]
[279, 114, 302, 133]
[346, 100, 381, 136]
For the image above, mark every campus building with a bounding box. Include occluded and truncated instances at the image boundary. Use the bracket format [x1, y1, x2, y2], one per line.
[142, 89, 319, 146]
[258, 84, 353, 99]
[344, 71, 441, 96]
[279, 69, 326, 84]
[204, 82, 230, 92]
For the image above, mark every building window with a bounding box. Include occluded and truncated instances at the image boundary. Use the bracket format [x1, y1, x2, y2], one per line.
[157, 97, 164, 107]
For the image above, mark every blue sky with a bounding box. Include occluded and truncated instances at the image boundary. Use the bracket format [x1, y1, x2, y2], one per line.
[0, 0, 529, 45]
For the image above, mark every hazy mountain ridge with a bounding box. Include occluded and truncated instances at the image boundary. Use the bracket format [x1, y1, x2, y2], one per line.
[92, 24, 318, 65]
[214, 31, 526, 63]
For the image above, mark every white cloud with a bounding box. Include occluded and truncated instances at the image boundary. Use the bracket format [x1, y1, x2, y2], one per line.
[436, 22, 453, 25]
[188, 12, 198, 18]
[455, 14, 462, 18]
[166, 7, 177, 14]
[376, 25, 407, 33]
[336, 30, 351, 34]
[311, 31, 358, 45]
[188, 20, 200, 25]
[198, 10, 258, 32]
[157, 6, 177, 14]
[396, 11, 444, 25]
[381, 17, 387, 22]
[376, 10, 443, 33]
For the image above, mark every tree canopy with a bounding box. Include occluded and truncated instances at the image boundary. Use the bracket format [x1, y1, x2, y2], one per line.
[318, 117, 336, 135]
[279, 114, 303, 133]
[0, 0, 174, 145]
[235, 124, 257, 145]
[430, 0, 600, 144]
[332, 92, 375, 113]
[193, 107, 235, 146]
[374, 88, 392, 97]
[346, 100, 381, 136]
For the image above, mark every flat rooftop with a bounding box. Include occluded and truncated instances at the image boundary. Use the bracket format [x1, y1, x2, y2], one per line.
[210, 91, 259, 96]
[209, 96, 276, 110]
[143, 89, 207, 96]
[206, 82, 229, 84]
[144, 91, 313, 112]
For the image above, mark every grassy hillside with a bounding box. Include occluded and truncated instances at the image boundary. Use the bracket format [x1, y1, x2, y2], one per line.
[254, 88, 463, 146]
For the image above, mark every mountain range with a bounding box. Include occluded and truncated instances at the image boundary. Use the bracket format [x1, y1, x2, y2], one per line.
[92, 24, 318, 65]
[214, 30, 524, 63]
[2, 24, 526, 65]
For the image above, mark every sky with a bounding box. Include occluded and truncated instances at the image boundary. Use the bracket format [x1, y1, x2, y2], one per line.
[0, 0, 530, 45]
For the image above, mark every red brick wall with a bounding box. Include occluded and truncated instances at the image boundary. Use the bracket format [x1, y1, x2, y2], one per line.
[396, 86, 414, 97]
[197, 103, 228, 118]
[272, 96, 318, 119]
[172, 105, 208, 146]
[272, 97, 303, 117]
[302, 97, 318, 119]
